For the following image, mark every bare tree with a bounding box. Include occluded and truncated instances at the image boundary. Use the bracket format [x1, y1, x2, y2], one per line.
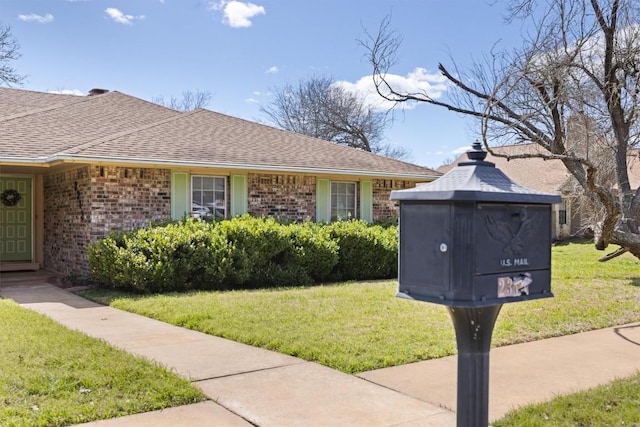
[0, 22, 24, 86]
[261, 75, 409, 159]
[364, 1, 640, 261]
[153, 90, 212, 112]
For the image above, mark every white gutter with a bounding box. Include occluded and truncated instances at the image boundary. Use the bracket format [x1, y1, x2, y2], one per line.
[0, 157, 50, 164]
[1, 154, 440, 180]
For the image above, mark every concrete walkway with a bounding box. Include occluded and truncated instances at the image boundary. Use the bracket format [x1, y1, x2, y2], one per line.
[0, 271, 453, 427]
[2, 271, 640, 425]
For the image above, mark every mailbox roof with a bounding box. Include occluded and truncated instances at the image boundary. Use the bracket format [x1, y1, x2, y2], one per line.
[391, 143, 562, 204]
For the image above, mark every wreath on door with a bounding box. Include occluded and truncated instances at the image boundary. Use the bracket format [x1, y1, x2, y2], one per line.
[0, 189, 22, 207]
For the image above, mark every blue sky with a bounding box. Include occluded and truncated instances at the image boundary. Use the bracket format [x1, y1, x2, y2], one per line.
[1, 1, 523, 169]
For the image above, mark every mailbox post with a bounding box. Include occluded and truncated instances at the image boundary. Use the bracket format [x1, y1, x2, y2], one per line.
[391, 142, 561, 427]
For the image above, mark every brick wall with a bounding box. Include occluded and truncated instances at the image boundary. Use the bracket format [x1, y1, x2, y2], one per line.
[42, 168, 420, 274]
[372, 179, 417, 220]
[247, 174, 418, 222]
[89, 166, 171, 236]
[43, 166, 171, 275]
[248, 173, 316, 221]
[260, 171, 576, 241]
[43, 166, 93, 274]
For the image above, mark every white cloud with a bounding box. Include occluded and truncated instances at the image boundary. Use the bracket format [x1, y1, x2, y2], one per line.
[265, 65, 278, 74]
[245, 98, 259, 103]
[105, 8, 145, 25]
[48, 89, 84, 96]
[18, 13, 54, 24]
[452, 145, 472, 155]
[334, 67, 448, 111]
[210, 1, 265, 28]
[253, 91, 261, 96]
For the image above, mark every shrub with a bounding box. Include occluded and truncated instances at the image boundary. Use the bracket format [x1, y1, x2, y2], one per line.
[88, 219, 235, 293]
[373, 216, 399, 228]
[215, 216, 291, 287]
[327, 220, 398, 281]
[287, 221, 339, 282]
[88, 216, 396, 293]
[216, 216, 339, 287]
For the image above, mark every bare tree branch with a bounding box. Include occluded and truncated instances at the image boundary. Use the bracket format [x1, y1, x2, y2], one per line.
[153, 90, 212, 112]
[260, 75, 409, 159]
[0, 23, 24, 86]
[364, 0, 640, 261]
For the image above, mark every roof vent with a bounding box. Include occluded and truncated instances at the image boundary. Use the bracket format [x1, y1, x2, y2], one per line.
[88, 88, 109, 96]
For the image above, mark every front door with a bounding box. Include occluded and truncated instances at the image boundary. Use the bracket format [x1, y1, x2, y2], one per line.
[0, 177, 32, 262]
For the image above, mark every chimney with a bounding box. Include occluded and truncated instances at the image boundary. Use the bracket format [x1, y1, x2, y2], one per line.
[566, 114, 595, 160]
[88, 88, 109, 96]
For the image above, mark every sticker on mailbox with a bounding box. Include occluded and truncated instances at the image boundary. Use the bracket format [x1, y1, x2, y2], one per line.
[497, 273, 532, 298]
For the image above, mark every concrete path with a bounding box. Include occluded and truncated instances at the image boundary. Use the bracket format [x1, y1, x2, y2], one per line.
[0, 272, 453, 427]
[360, 322, 640, 421]
[2, 271, 640, 425]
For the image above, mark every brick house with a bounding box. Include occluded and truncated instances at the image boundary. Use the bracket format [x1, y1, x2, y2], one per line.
[0, 87, 439, 274]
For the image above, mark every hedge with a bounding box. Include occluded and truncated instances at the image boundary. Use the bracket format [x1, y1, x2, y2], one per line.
[88, 216, 397, 293]
[326, 220, 398, 281]
[88, 219, 237, 293]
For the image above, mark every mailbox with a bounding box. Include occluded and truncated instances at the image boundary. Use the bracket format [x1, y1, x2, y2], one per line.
[391, 142, 562, 307]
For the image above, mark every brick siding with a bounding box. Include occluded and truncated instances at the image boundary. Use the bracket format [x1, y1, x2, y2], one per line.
[246, 174, 415, 222]
[372, 179, 416, 220]
[89, 166, 171, 236]
[43, 167, 93, 274]
[43, 166, 171, 275]
[42, 168, 420, 274]
[248, 173, 316, 221]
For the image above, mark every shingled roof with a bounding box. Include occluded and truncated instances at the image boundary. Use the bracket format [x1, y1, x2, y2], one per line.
[438, 143, 572, 194]
[439, 142, 640, 193]
[0, 87, 81, 119]
[0, 88, 438, 179]
[0, 89, 179, 159]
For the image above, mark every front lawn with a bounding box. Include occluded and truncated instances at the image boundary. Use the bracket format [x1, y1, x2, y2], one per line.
[81, 241, 640, 374]
[0, 300, 205, 427]
[493, 371, 640, 426]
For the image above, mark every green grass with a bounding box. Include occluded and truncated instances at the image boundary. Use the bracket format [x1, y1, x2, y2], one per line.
[493, 372, 640, 426]
[0, 299, 206, 427]
[81, 241, 640, 374]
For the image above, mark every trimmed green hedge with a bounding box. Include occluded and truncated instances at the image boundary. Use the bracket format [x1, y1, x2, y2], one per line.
[215, 216, 339, 288]
[327, 220, 398, 281]
[88, 215, 398, 293]
[88, 216, 397, 293]
[88, 219, 237, 293]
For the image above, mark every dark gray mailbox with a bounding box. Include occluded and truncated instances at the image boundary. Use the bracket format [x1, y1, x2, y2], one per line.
[391, 142, 561, 307]
[391, 142, 561, 427]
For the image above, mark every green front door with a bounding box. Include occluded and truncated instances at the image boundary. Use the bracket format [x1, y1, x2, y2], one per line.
[0, 177, 32, 262]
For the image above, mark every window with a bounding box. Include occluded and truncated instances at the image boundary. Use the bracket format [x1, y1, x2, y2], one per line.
[192, 176, 226, 219]
[558, 199, 567, 225]
[331, 182, 357, 220]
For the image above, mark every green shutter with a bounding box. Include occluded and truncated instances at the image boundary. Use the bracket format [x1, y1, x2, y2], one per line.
[360, 180, 373, 223]
[171, 172, 190, 220]
[230, 174, 248, 217]
[316, 178, 331, 222]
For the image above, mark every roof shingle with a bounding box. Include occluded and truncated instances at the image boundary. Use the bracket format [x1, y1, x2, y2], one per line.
[438, 144, 571, 193]
[0, 88, 438, 178]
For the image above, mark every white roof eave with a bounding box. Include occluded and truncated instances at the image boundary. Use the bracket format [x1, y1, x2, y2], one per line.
[1, 154, 439, 181]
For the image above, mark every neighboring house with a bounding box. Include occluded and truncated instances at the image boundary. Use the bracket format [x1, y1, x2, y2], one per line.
[439, 142, 640, 240]
[439, 144, 574, 240]
[0, 87, 439, 274]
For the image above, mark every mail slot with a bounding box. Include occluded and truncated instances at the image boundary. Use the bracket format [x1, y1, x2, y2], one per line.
[391, 142, 562, 307]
